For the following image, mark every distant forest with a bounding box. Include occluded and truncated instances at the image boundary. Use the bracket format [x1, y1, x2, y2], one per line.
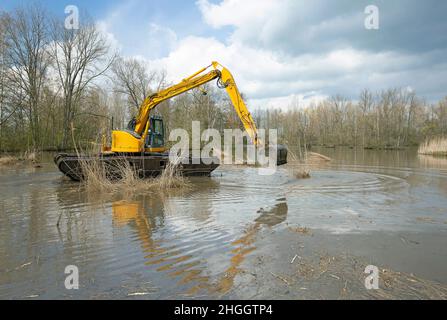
[1, 6, 446, 152]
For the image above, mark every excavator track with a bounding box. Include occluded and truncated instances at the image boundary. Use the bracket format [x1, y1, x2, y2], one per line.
[54, 153, 220, 181]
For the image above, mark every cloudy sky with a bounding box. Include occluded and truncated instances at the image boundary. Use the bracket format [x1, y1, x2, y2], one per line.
[2, 0, 447, 108]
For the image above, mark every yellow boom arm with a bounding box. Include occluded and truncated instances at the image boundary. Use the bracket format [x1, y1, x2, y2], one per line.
[110, 61, 259, 153]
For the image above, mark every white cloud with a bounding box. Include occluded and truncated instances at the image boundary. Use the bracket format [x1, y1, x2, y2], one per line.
[251, 93, 328, 110]
[96, 21, 122, 52]
[196, 0, 277, 29]
[98, 0, 447, 107]
[148, 32, 446, 102]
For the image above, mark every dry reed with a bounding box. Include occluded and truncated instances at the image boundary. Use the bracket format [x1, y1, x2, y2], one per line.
[0, 155, 17, 166]
[79, 155, 190, 195]
[69, 123, 190, 194]
[418, 137, 447, 156]
[287, 148, 312, 179]
[0, 150, 39, 166]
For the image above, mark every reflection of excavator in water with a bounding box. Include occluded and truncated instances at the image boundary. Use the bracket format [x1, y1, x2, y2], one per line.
[55, 61, 287, 181]
[111, 196, 288, 296]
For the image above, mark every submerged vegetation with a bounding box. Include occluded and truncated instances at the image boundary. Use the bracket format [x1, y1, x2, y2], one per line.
[418, 137, 447, 156]
[292, 169, 311, 179]
[286, 148, 311, 179]
[0, 155, 16, 166]
[285, 147, 333, 180]
[0, 150, 39, 166]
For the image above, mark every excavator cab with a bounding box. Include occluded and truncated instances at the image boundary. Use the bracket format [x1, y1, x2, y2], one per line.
[145, 116, 165, 151]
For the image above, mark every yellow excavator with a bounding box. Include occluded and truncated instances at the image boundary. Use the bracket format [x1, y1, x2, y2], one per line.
[54, 61, 287, 181]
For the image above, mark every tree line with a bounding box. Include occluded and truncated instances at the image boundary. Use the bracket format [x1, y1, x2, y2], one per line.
[0, 6, 446, 153]
[256, 90, 447, 149]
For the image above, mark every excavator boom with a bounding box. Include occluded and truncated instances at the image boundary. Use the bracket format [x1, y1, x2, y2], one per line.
[110, 61, 262, 153]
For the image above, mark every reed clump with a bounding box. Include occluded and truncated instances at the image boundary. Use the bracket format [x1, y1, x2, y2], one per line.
[0, 150, 39, 167]
[418, 137, 447, 156]
[293, 169, 311, 179]
[287, 148, 312, 179]
[78, 157, 115, 193]
[79, 156, 190, 194]
[0, 155, 17, 166]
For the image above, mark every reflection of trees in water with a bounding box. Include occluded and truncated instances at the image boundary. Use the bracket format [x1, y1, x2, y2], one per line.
[417, 155, 447, 194]
[312, 147, 420, 168]
[0, 184, 53, 272]
[418, 154, 447, 169]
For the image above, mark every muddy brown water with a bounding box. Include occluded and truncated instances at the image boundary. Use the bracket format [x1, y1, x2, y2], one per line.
[0, 147, 446, 299]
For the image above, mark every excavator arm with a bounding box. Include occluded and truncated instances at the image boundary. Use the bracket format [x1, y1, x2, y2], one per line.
[216, 62, 259, 146]
[109, 61, 286, 166]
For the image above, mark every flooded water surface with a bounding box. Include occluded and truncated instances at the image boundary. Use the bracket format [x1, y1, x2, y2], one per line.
[1, 148, 447, 299]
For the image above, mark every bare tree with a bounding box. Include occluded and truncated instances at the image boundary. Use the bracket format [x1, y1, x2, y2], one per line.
[3, 6, 51, 149]
[109, 91, 126, 130]
[112, 57, 166, 115]
[0, 13, 7, 148]
[329, 95, 348, 145]
[359, 89, 374, 147]
[49, 16, 115, 149]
